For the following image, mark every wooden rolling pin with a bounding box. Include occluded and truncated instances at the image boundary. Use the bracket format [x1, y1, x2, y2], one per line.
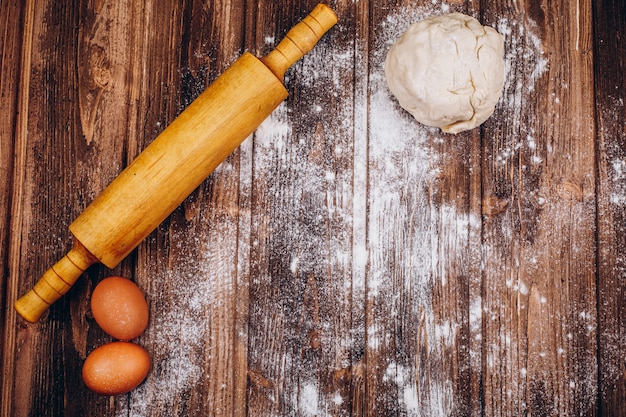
[15, 4, 338, 323]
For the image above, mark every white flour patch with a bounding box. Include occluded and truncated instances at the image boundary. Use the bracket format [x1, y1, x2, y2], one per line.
[255, 103, 291, 153]
[497, 18, 548, 95]
[434, 320, 458, 347]
[609, 156, 626, 206]
[299, 382, 320, 416]
[494, 17, 549, 167]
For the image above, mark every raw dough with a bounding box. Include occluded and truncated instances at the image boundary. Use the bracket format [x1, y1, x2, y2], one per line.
[384, 13, 505, 134]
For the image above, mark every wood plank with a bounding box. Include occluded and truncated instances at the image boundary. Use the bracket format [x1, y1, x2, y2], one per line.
[1, 0, 28, 414]
[6, 0, 83, 415]
[364, 112, 474, 414]
[594, 0, 626, 414]
[363, 1, 485, 415]
[480, 0, 597, 415]
[131, 0, 249, 414]
[245, 2, 361, 415]
[8, 0, 152, 414]
[82, 0, 250, 415]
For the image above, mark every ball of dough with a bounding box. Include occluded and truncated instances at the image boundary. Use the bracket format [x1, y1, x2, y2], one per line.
[384, 13, 505, 134]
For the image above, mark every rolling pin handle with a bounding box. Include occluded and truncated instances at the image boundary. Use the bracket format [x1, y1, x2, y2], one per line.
[261, 4, 338, 79]
[15, 240, 98, 323]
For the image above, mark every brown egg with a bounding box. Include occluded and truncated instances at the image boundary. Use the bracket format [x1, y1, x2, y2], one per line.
[82, 342, 151, 395]
[91, 276, 149, 340]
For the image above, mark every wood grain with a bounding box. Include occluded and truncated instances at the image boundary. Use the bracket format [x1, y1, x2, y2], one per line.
[1, 0, 625, 416]
[481, 0, 598, 415]
[1, 0, 29, 414]
[594, 0, 626, 415]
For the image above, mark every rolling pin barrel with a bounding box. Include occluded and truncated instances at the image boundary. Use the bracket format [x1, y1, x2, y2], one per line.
[15, 3, 337, 323]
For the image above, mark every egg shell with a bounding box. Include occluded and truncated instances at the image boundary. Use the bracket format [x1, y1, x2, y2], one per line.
[82, 341, 151, 395]
[91, 276, 149, 340]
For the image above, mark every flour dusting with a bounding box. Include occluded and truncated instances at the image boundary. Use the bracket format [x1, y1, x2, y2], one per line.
[117, 227, 228, 414]
[609, 155, 626, 206]
[299, 382, 320, 416]
[117, 2, 552, 415]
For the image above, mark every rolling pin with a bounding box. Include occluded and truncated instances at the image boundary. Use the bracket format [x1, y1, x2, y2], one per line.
[15, 4, 338, 323]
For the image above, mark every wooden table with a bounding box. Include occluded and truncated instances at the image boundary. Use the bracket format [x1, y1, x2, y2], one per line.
[1, 0, 624, 415]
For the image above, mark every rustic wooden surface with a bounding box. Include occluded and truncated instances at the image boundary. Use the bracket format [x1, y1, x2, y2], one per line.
[1, 0, 625, 415]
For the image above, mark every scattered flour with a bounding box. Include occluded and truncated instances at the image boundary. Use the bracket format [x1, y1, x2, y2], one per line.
[116, 227, 227, 414]
[609, 156, 626, 206]
[117, 2, 553, 416]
